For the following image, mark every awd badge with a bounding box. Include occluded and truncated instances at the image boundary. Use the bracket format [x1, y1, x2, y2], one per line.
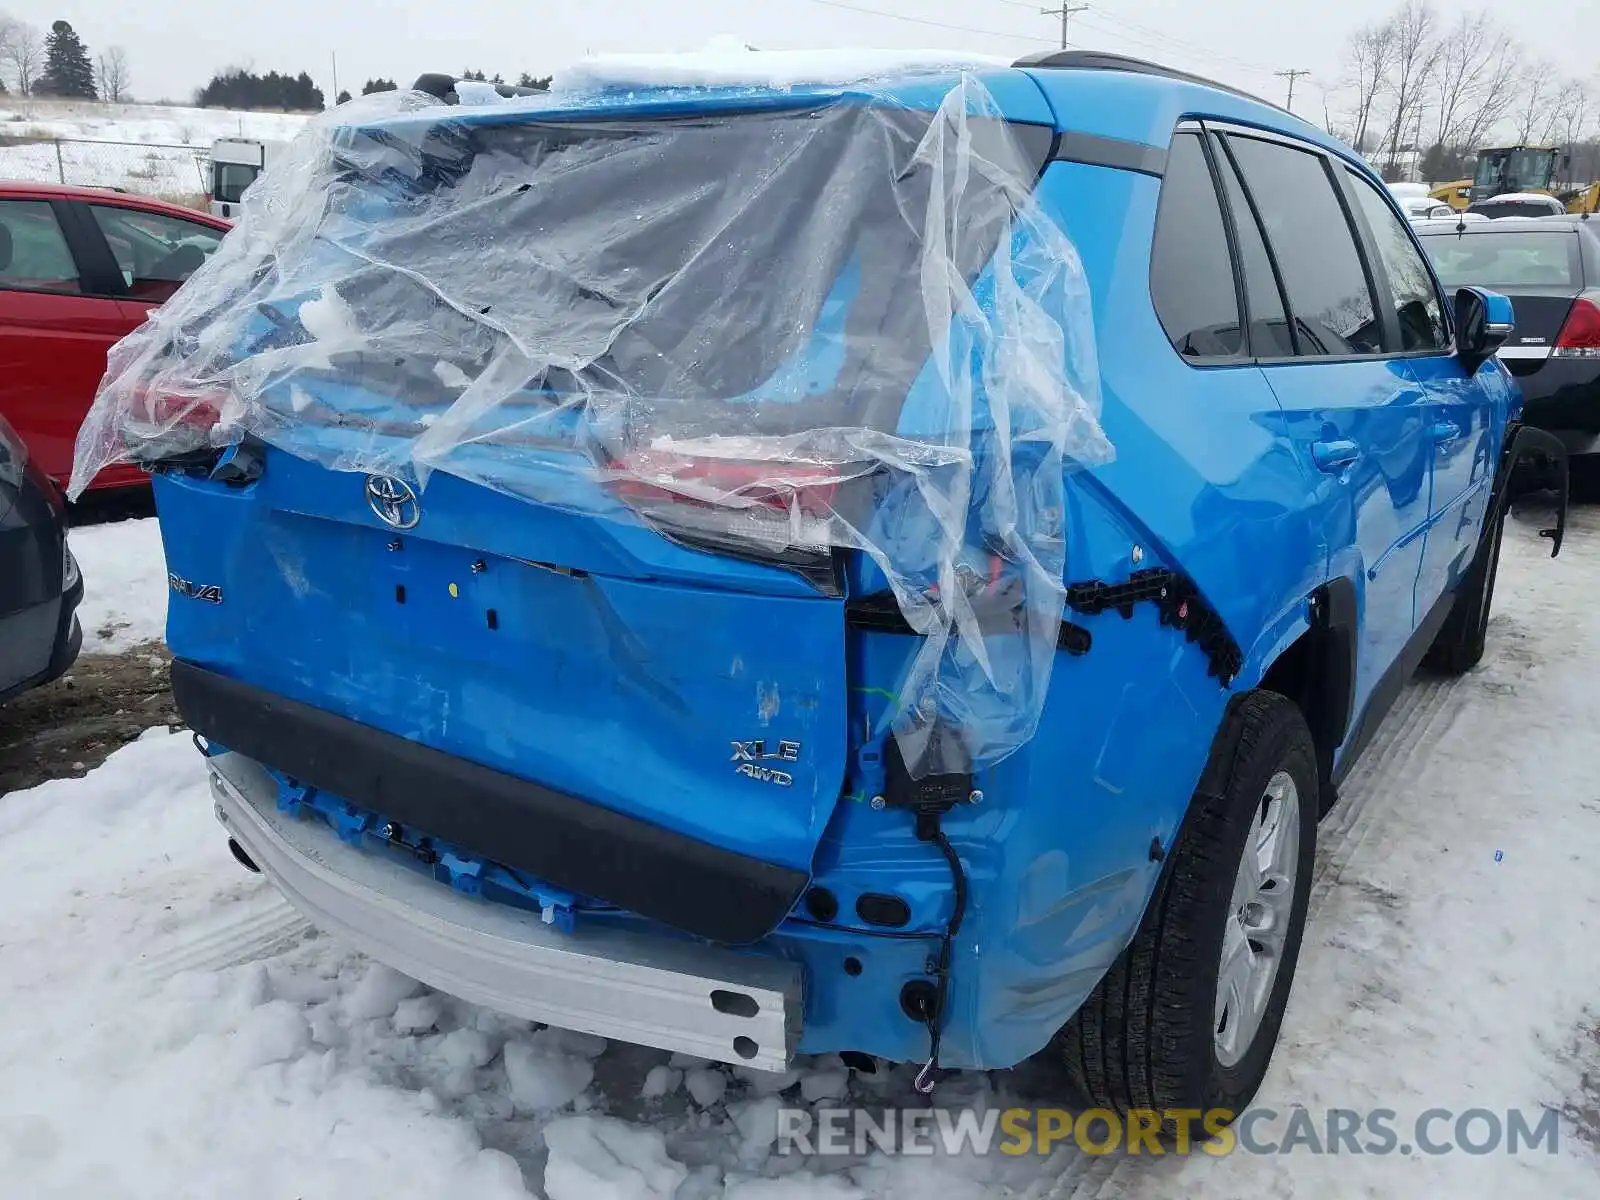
[730, 739, 801, 787]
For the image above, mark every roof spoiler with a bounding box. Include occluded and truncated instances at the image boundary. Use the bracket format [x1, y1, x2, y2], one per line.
[411, 73, 546, 105]
[1013, 50, 1287, 117]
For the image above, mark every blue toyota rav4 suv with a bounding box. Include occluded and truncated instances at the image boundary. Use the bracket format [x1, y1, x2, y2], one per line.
[74, 50, 1565, 1118]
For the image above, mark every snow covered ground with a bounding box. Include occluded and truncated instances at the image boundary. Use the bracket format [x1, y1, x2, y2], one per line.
[67, 517, 168, 653]
[2, 505, 1596, 1198]
[0, 99, 310, 196]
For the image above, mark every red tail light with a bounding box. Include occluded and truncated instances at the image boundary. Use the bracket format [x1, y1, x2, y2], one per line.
[1553, 296, 1600, 357]
[123, 386, 229, 463]
[606, 449, 869, 589]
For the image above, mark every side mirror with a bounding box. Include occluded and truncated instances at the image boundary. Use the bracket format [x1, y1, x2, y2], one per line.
[1455, 286, 1514, 372]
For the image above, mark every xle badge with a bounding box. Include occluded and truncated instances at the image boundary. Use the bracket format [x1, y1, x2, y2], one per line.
[731, 739, 801, 787]
[167, 572, 223, 604]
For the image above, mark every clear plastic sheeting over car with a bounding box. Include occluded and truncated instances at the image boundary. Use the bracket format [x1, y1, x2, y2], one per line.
[72, 73, 1111, 778]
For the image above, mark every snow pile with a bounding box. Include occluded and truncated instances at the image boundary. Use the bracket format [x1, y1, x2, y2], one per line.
[555, 39, 1011, 92]
[68, 516, 167, 652]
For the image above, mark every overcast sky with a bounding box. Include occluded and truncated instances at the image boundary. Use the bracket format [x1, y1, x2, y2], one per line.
[9, 0, 1600, 118]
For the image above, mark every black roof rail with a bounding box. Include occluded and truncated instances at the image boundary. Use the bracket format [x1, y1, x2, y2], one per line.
[410, 73, 546, 105]
[1013, 50, 1288, 117]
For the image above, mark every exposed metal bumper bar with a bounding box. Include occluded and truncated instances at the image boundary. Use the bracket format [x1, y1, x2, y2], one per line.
[209, 751, 803, 1070]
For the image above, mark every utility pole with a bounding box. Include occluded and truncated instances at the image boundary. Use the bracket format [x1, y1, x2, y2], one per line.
[331, 50, 340, 103]
[1041, 4, 1090, 50]
[1275, 68, 1310, 112]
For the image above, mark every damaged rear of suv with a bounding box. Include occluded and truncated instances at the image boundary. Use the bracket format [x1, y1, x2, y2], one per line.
[73, 51, 1545, 1116]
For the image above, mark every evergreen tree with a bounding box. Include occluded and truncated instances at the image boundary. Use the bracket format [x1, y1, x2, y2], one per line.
[361, 77, 397, 94]
[516, 73, 552, 91]
[39, 20, 96, 99]
[195, 67, 325, 111]
[336, 89, 352, 104]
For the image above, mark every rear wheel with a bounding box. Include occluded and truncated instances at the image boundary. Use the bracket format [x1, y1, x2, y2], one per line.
[1424, 506, 1505, 676]
[1050, 691, 1318, 1119]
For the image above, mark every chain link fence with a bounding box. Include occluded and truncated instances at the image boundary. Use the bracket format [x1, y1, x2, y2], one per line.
[0, 135, 212, 209]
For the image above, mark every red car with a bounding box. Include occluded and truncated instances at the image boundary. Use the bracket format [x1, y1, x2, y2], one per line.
[0, 182, 229, 494]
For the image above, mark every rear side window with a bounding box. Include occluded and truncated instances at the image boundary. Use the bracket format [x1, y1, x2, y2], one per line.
[1149, 132, 1243, 359]
[0, 199, 81, 294]
[1346, 171, 1449, 352]
[1226, 135, 1381, 357]
[1214, 143, 1295, 358]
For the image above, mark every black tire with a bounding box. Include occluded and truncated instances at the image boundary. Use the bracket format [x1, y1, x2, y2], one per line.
[1049, 691, 1318, 1119]
[1423, 506, 1504, 675]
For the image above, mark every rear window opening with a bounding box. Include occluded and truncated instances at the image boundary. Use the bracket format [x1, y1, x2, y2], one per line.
[1421, 231, 1581, 290]
[277, 104, 1052, 441]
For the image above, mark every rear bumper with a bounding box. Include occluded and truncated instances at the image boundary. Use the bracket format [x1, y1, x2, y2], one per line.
[1508, 357, 1600, 453]
[209, 749, 803, 1070]
[171, 659, 810, 944]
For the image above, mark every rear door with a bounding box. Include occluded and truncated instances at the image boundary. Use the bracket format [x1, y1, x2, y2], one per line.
[1212, 128, 1433, 713]
[0, 197, 128, 489]
[1341, 169, 1497, 605]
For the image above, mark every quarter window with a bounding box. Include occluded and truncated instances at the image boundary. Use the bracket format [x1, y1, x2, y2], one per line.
[1149, 132, 1243, 359]
[1225, 135, 1381, 357]
[1346, 171, 1449, 352]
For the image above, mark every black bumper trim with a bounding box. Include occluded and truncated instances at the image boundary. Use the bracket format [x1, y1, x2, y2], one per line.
[170, 660, 810, 944]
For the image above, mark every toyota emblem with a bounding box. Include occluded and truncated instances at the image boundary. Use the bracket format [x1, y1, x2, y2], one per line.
[365, 474, 420, 529]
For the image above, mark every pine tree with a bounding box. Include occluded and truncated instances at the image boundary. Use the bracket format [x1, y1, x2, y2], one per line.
[39, 20, 96, 99]
[336, 89, 352, 104]
[361, 77, 397, 94]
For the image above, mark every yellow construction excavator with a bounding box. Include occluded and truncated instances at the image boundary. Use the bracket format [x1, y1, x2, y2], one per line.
[1427, 144, 1594, 211]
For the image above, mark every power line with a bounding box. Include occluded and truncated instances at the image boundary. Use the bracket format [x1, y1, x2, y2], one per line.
[1275, 67, 1311, 111]
[991, 0, 1284, 78]
[1070, 13, 1279, 77]
[1040, 4, 1090, 50]
[807, 0, 1052, 45]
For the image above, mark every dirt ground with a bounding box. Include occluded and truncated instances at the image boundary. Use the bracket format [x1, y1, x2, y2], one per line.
[0, 642, 180, 794]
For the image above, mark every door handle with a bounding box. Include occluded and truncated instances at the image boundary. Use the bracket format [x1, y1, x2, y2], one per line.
[1430, 420, 1462, 443]
[1311, 439, 1362, 472]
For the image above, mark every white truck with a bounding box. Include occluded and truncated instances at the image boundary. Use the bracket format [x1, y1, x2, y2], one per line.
[208, 138, 288, 219]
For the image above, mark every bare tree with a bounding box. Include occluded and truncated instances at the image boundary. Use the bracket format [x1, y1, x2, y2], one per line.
[1512, 62, 1559, 145]
[1453, 33, 1522, 154]
[1430, 13, 1515, 150]
[1342, 18, 1399, 154]
[1381, 1, 1442, 174]
[1553, 81, 1589, 145]
[95, 45, 130, 102]
[1, 16, 40, 95]
[1549, 80, 1590, 186]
